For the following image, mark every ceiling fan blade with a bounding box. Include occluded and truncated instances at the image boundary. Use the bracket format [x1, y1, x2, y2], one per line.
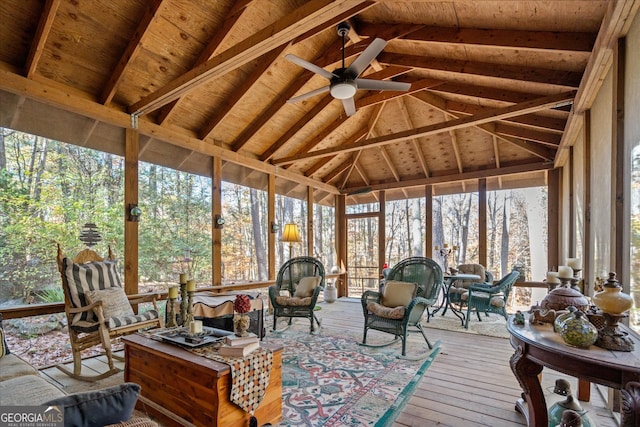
[342, 97, 356, 116]
[347, 38, 387, 78]
[287, 86, 331, 103]
[356, 79, 411, 92]
[284, 54, 336, 80]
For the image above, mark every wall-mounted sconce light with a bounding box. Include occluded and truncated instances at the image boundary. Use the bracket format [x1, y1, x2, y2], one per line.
[271, 222, 280, 233]
[128, 204, 142, 222]
[215, 214, 225, 229]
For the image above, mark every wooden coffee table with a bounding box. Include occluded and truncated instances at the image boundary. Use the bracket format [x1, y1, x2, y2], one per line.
[122, 334, 282, 427]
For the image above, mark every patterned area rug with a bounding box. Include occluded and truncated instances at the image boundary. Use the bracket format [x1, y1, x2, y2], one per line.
[264, 326, 439, 427]
[424, 311, 511, 339]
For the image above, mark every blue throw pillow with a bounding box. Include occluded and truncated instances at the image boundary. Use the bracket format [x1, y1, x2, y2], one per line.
[43, 383, 141, 427]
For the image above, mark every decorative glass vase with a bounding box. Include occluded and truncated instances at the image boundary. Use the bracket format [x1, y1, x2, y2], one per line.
[233, 313, 250, 337]
[559, 311, 598, 349]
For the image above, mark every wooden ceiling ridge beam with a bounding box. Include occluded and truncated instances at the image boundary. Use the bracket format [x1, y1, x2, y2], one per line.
[343, 162, 554, 194]
[101, 0, 167, 105]
[157, 0, 253, 124]
[0, 63, 340, 195]
[377, 53, 582, 89]
[128, 0, 375, 116]
[398, 25, 597, 54]
[259, 96, 334, 161]
[410, 91, 555, 161]
[274, 91, 575, 164]
[199, 44, 289, 140]
[25, 0, 60, 78]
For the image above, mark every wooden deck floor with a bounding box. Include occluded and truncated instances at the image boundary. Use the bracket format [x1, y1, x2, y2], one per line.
[40, 300, 617, 426]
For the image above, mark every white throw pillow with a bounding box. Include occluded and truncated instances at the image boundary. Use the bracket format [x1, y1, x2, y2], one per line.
[85, 287, 134, 320]
[294, 276, 321, 298]
[381, 280, 417, 308]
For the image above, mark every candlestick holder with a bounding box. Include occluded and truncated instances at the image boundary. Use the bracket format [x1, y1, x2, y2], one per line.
[570, 268, 583, 292]
[179, 282, 188, 326]
[184, 290, 195, 324]
[558, 276, 572, 288]
[435, 245, 458, 273]
[166, 297, 177, 328]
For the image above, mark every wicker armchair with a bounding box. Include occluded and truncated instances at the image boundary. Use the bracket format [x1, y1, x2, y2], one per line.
[361, 259, 443, 358]
[385, 257, 443, 321]
[462, 270, 520, 329]
[448, 263, 494, 307]
[268, 257, 325, 333]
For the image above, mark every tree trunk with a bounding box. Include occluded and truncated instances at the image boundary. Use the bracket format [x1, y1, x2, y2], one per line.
[31, 138, 48, 216]
[250, 188, 267, 280]
[459, 194, 472, 264]
[433, 198, 445, 269]
[0, 128, 8, 170]
[411, 198, 423, 256]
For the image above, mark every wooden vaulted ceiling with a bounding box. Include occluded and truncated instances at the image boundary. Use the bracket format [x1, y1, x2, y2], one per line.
[0, 0, 637, 205]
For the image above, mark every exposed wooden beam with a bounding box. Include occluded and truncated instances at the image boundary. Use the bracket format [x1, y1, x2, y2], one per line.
[101, 0, 166, 104]
[303, 126, 368, 178]
[411, 91, 556, 161]
[428, 82, 538, 105]
[0, 62, 340, 194]
[275, 91, 574, 164]
[378, 53, 582, 89]
[200, 44, 289, 140]
[158, 0, 253, 124]
[341, 151, 363, 189]
[494, 123, 561, 147]
[129, 0, 374, 115]
[405, 26, 595, 54]
[304, 156, 334, 177]
[342, 161, 554, 194]
[449, 129, 463, 174]
[25, 0, 60, 78]
[322, 158, 352, 183]
[355, 77, 442, 109]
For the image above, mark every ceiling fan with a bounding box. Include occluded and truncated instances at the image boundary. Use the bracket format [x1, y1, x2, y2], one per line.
[285, 22, 411, 116]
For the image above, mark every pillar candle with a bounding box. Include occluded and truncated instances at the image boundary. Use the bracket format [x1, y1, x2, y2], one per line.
[179, 273, 188, 284]
[168, 286, 179, 299]
[566, 258, 582, 270]
[558, 266, 573, 278]
[546, 271, 560, 284]
[189, 320, 203, 334]
[186, 279, 196, 292]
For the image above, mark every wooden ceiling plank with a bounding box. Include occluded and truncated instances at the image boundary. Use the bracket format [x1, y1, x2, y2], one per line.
[129, 0, 375, 115]
[343, 162, 554, 194]
[494, 123, 561, 146]
[378, 53, 582, 89]
[398, 98, 429, 177]
[200, 44, 288, 140]
[448, 129, 464, 174]
[0, 63, 339, 194]
[400, 26, 597, 54]
[158, 1, 253, 124]
[25, 0, 60, 78]
[275, 91, 575, 164]
[354, 162, 370, 185]
[101, 0, 166, 105]
[411, 91, 555, 160]
[340, 151, 363, 189]
[379, 145, 400, 181]
[492, 135, 501, 169]
[428, 82, 539, 104]
[259, 95, 334, 161]
[304, 156, 334, 177]
[339, 103, 383, 187]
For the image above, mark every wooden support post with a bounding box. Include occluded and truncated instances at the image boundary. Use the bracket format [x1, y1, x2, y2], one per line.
[212, 157, 222, 288]
[378, 191, 386, 271]
[478, 178, 487, 267]
[569, 147, 575, 254]
[548, 168, 560, 270]
[268, 174, 276, 280]
[425, 185, 432, 257]
[613, 37, 627, 286]
[307, 186, 314, 257]
[124, 128, 139, 298]
[336, 194, 347, 297]
[584, 110, 592, 291]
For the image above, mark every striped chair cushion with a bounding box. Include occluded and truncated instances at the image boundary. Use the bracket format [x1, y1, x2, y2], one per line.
[62, 258, 123, 326]
[108, 310, 159, 329]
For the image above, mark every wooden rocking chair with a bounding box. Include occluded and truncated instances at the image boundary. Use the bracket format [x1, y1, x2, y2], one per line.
[57, 244, 163, 381]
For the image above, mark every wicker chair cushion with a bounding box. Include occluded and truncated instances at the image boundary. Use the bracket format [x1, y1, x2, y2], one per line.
[275, 296, 313, 306]
[381, 280, 417, 307]
[461, 291, 505, 307]
[366, 302, 406, 319]
[294, 276, 321, 298]
[62, 258, 123, 325]
[456, 264, 486, 289]
[106, 418, 158, 427]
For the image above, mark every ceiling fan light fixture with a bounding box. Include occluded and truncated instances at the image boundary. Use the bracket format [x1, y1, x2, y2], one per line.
[330, 81, 357, 99]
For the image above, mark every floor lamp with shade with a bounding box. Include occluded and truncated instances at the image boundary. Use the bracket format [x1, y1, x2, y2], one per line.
[281, 223, 301, 259]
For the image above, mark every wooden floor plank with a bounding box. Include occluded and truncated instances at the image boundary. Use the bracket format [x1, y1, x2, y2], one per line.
[38, 299, 618, 426]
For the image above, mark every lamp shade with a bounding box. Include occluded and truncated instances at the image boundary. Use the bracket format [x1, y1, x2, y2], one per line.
[281, 223, 301, 243]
